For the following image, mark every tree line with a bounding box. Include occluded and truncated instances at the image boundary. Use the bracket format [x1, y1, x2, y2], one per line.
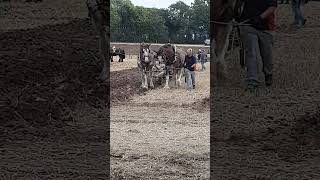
[111, 0, 209, 44]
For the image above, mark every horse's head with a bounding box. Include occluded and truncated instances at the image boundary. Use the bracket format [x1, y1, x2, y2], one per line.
[139, 42, 152, 62]
[156, 45, 175, 65]
[142, 48, 151, 63]
[140, 48, 156, 65]
[140, 42, 151, 50]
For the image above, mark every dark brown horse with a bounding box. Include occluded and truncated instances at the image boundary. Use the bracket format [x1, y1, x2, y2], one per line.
[156, 44, 186, 89]
[211, 0, 244, 81]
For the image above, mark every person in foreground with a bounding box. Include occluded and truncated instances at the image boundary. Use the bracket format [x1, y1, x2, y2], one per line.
[184, 48, 197, 91]
[239, 0, 277, 93]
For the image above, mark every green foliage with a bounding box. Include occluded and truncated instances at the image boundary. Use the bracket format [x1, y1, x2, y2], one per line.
[110, 0, 209, 44]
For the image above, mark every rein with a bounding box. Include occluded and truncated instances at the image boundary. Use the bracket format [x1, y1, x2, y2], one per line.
[212, 19, 250, 65]
[210, 19, 251, 26]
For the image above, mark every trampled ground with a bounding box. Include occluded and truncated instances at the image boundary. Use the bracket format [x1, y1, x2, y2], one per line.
[0, 1, 320, 179]
[111, 59, 210, 179]
[210, 3, 320, 179]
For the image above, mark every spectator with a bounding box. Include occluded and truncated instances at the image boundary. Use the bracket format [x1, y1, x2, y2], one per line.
[291, 0, 306, 27]
[184, 48, 197, 90]
[197, 49, 201, 62]
[200, 49, 207, 71]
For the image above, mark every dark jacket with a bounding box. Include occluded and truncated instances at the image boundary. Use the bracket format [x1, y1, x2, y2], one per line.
[200, 51, 207, 62]
[184, 55, 196, 71]
[240, 0, 277, 30]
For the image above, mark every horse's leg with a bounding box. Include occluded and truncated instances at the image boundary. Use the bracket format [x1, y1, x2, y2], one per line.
[164, 73, 170, 89]
[144, 71, 148, 89]
[139, 67, 145, 88]
[178, 69, 183, 87]
[87, 1, 109, 81]
[149, 69, 154, 89]
[98, 25, 108, 81]
[214, 24, 233, 80]
[175, 72, 178, 87]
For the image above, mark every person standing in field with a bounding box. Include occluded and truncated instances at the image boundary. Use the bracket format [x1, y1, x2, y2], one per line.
[239, 0, 277, 92]
[200, 48, 207, 71]
[291, 0, 306, 27]
[184, 48, 197, 90]
[197, 49, 201, 62]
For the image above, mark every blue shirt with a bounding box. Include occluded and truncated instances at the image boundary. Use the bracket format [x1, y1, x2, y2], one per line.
[185, 55, 196, 71]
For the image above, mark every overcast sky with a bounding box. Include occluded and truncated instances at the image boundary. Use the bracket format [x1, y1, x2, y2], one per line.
[131, 0, 194, 9]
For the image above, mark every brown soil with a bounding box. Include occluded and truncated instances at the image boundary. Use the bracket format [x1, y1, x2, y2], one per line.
[0, 18, 147, 178]
[111, 67, 144, 103]
[0, 19, 109, 142]
[0, 20, 144, 142]
[0, 1, 111, 178]
[111, 69, 210, 179]
[1, 0, 320, 179]
[210, 3, 320, 179]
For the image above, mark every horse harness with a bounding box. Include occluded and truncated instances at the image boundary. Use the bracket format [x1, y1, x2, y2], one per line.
[212, 0, 247, 68]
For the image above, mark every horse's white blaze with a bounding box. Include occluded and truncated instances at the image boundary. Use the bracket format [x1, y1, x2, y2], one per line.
[143, 49, 150, 63]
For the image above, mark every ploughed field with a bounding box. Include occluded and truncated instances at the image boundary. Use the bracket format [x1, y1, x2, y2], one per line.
[0, 1, 210, 179]
[0, 0, 319, 179]
[210, 3, 320, 179]
[110, 58, 210, 179]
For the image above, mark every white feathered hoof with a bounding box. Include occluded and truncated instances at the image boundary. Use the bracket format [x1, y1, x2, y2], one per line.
[177, 81, 182, 87]
[141, 85, 148, 90]
[164, 85, 170, 89]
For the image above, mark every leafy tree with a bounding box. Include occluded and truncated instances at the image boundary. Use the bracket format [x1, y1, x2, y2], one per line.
[110, 0, 209, 44]
[190, 0, 210, 42]
[166, 1, 191, 43]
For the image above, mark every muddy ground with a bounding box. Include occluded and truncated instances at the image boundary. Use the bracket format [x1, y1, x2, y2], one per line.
[0, 0, 320, 179]
[210, 3, 320, 179]
[0, 0, 209, 179]
[0, 1, 109, 179]
[111, 59, 210, 179]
